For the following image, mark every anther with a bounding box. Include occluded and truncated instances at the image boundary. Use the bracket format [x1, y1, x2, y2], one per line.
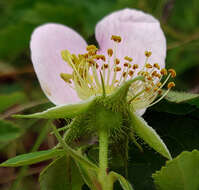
[160, 68, 167, 75]
[154, 63, 160, 70]
[107, 49, 113, 57]
[156, 82, 162, 87]
[100, 55, 106, 62]
[86, 45, 97, 51]
[145, 51, 152, 57]
[124, 62, 129, 67]
[145, 63, 153, 69]
[128, 70, 134, 76]
[60, 73, 72, 84]
[122, 72, 127, 77]
[124, 56, 133, 62]
[132, 64, 138, 69]
[167, 82, 175, 89]
[115, 58, 120, 65]
[87, 59, 95, 66]
[111, 35, 122, 43]
[114, 67, 121, 72]
[168, 69, 176, 78]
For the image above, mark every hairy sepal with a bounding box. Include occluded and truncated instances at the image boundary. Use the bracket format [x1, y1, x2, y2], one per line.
[130, 112, 172, 159]
[13, 97, 95, 119]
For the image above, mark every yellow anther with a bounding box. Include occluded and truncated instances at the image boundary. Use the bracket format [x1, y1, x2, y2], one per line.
[93, 55, 101, 60]
[86, 45, 97, 51]
[122, 72, 127, 77]
[111, 35, 122, 43]
[145, 63, 153, 69]
[124, 56, 133, 62]
[101, 64, 108, 70]
[107, 49, 113, 57]
[167, 82, 175, 89]
[123, 62, 130, 67]
[168, 69, 176, 78]
[160, 68, 167, 75]
[156, 82, 162, 87]
[72, 54, 79, 64]
[115, 58, 120, 65]
[145, 51, 152, 57]
[152, 71, 158, 77]
[114, 67, 121, 72]
[87, 58, 95, 66]
[154, 63, 160, 70]
[156, 74, 161, 78]
[132, 64, 138, 69]
[100, 55, 106, 62]
[147, 76, 152, 81]
[145, 87, 151, 92]
[153, 87, 158, 92]
[83, 53, 89, 59]
[60, 73, 72, 84]
[88, 49, 97, 56]
[128, 70, 134, 76]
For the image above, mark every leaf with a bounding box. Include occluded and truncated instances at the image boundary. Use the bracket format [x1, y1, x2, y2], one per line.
[152, 150, 199, 190]
[109, 171, 134, 190]
[0, 92, 27, 113]
[164, 90, 199, 108]
[76, 161, 99, 190]
[40, 156, 84, 190]
[13, 97, 95, 119]
[0, 149, 64, 167]
[130, 112, 171, 159]
[0, 119, 22, 143]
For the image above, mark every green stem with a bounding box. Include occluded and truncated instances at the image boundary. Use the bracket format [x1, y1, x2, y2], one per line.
[98, 129, 110, 190]
[99, 130, 108, 172]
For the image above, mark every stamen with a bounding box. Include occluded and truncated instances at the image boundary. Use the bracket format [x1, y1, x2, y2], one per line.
[115, 58, 120, 65]
[154, 63, 160, 70]
[124, 56, 133, 62]
[111, 35, 122, 43]
[107, 49, 113, 57]
[168, 69, 176, 78]
[145, 63, 153, 69]
[145, 51, 152, 57]
[167, 82, 175, 89]
[132, 64, 139, 69]
[160, 68, 167, 75]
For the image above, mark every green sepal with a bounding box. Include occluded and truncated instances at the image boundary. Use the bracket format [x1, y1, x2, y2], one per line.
[109, 171, 134, 190]
[130, 112, 171, 159]
[164, 90, 199, 108]
[13, 97, 95, 119]
[0, 149, 64, 167]
[153, 150, 199, 190]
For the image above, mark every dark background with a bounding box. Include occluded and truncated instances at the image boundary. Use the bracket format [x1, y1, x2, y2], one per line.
[0, 0, 199, 190]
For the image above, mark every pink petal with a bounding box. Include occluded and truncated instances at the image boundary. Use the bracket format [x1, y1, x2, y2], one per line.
[30, 23, 87, 105]
[95, 8, 166, 70]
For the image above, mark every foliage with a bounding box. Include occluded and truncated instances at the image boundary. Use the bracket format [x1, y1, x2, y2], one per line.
[0, 0, 199, 190]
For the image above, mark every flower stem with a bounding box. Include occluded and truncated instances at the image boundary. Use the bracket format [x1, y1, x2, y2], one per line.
[98, 129, 111, 190]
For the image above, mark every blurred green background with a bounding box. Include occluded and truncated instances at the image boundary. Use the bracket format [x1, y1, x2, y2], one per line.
[0, 0, 199, 190]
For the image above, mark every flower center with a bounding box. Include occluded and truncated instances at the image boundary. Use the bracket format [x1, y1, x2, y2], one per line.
[60, 35, 176, 110]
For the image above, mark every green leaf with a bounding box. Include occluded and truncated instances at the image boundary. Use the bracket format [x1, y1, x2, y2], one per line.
[0, 149, 64, 167]
[0, 92, 27, 113]
[153, 150, 199, 190]
[109, 171, 134, 190]
[40, 156, 84, 190]
[0, 119, 22, 143]
[130, 112, 171, 159]
[165, 90, 199, 108]
[76, 161, 99, 190]
[13, 97, 94, 119]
